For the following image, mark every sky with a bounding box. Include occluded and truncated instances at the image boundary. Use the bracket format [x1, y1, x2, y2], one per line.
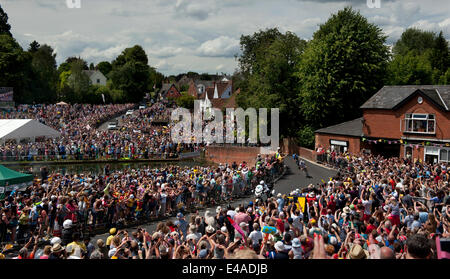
[1, 0, 450, 75]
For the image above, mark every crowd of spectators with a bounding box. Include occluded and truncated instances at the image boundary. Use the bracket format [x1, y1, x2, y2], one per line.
[0, 154, 284, 255]
[2, 151, 448, 259]
[0, 102, 200, 161]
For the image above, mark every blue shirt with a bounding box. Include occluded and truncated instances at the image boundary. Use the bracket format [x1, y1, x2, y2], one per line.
[419, 212, 428, 224]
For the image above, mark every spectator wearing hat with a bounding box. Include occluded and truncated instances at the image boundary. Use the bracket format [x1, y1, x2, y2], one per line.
[347, 244, 369, 259]
[273, 241, 289, 259]
[61, 219, 73, 246]
[106, 228, 117, 249]
[49, 243, 66, 259]
[289, 238, 304, 259]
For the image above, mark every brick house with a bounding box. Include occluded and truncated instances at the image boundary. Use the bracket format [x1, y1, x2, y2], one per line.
[315, 85, 450, 163]
[158, 83, 181, 99]
[198, 80, 239, 111]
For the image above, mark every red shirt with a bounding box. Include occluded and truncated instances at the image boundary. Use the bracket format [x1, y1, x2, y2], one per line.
[301, 237, 314, 253]
[17, 252, 35, 259]
[366, 224, 376, 234]
[276, 218, 285, 234]
[306, 197, 316, 206]
[327, 200, 336, 213]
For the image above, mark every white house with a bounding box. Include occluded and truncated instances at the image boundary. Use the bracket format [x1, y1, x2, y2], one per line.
[83, 70, 107, 86]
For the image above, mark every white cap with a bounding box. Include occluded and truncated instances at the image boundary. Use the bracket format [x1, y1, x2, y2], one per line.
[274, 241, 285, 251]
[50, 237, 61, 245]
[63, 219, 73, 229]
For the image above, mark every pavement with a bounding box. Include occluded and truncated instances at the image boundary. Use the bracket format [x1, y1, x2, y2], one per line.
[97, 114, 126, 131]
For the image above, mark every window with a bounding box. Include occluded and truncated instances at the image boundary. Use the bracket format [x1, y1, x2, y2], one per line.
[404, 113, 435, 134]
[440, 149, 449, 162]
[405, 146, 413, 159]
[97, 79, 100, 84]
[330, 140, 348, 154]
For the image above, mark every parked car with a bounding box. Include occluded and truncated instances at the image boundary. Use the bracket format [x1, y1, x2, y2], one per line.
[139, 104, 146, 109]
[126, 110, 134, 116]
[107, 122, 118, 130]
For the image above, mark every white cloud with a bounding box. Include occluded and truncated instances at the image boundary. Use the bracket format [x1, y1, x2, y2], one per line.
[197, 36, 240, 57]
[80, 45, 127, 62]
[410, 18, 450, 35]
[174, 0, 215, 21]
[146, 47, 185, 58]
[2, 0, 450, 75]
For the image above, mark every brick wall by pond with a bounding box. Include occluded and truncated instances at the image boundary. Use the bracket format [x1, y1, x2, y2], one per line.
[204, 146, 275, 165]
[281, 138, 317, 161]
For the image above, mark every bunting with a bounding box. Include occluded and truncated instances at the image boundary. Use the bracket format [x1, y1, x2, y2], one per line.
[361, 137, 448, 148]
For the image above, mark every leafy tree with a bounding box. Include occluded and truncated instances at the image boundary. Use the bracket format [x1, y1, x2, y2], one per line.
[58, 57, 88, 74]
[393, 28, 436, 56]
[238, 28, 284, 79]
[149, 67, 164, 91]
[389, 28, 449, 85]
[89, 62, 95, 70]
[296, 7, 389, 131]
[0, 4, 12, 36]
[59, 71, 71, 89]
[439, 68, 450, 84]
[180, 84, 189, 91]
[65, 60, 90, 103]
[110, 45, 150, 102]
[297, 126, 315, 149]
[199, 73, 212, 80]
[430, 31, 450, 78]
[109, 89, 126, 103]
[236, 28, 307, 138]
[57, 62, 72, 74]
[65, 57, 88, 70]
[97, 61, 112, 77]
[95, 85, 112, 103]
[0, 34, 32, 103]
[387, 50, 433, 85]
[29, 44, 59, 103]
[28, 41, 40, 53]
[175, 92, 195, 110]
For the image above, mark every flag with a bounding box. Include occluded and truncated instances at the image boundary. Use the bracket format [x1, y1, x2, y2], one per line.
[297, 197, 306, 213]
[262, 226, 277, 234]
[227, 216, 246, 241]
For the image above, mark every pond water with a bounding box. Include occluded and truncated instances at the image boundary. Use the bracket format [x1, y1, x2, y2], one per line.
[7, 160, 207, 177]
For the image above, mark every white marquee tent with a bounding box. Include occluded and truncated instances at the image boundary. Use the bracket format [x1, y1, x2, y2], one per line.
[0, 119, 61, 143]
